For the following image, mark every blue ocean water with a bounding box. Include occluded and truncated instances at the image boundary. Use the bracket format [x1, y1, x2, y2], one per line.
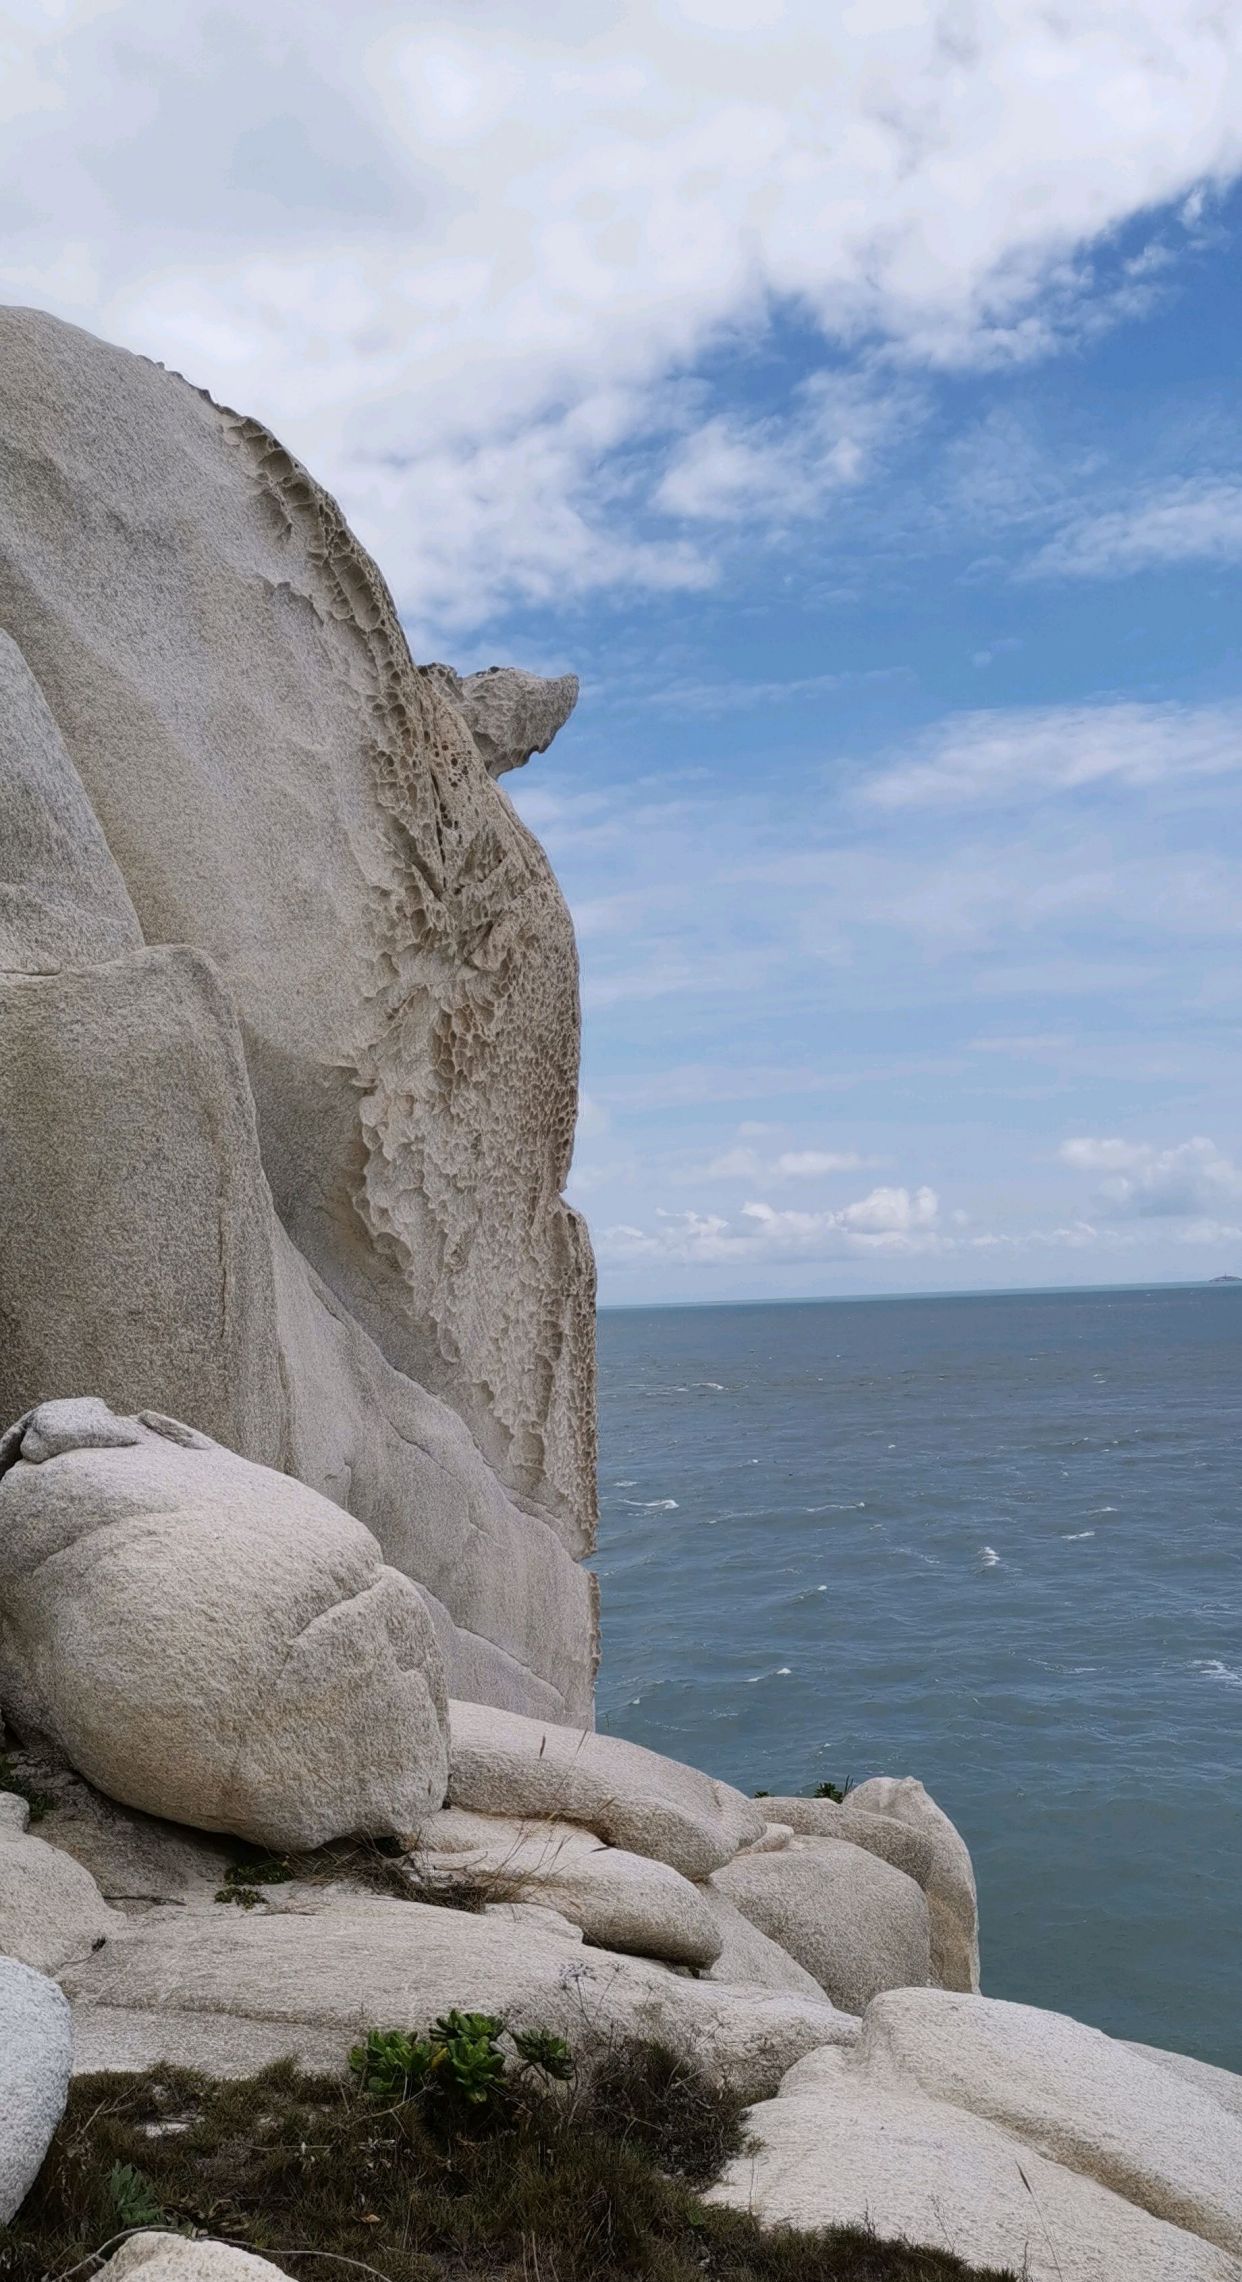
[594, 1284, 1242, 2070]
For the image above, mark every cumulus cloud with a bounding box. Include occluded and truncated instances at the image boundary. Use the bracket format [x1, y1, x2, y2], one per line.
[598, 1183, 942, 1266]
[1059, 1135, 1242, 1217]
[861, 701, 1242, 812]
[3, 1, 1242, 630]
[1030, 477, 1242, 578]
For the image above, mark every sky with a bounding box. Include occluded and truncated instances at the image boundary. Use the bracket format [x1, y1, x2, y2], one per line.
[4, 2, 1242, 1304]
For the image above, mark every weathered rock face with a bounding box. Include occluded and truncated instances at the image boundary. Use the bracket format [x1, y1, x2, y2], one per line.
[0, 1400, 449, 1849]
[0, 303, 596, 1720]
[421, 663, 580, 779]
[446, 1700, 765, 1879]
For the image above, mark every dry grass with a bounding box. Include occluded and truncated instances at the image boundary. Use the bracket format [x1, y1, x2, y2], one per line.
[0, 2050, 1019, 2282]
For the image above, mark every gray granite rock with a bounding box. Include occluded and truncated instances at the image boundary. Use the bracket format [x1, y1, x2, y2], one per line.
[0, 1955, 72, 2222]
[712, 1835, 931, 2013]
[0, 305, 595, 1560]
[448, 1700, 765, 1879]
[61, 1892, 855, 2094]
[0, 1400, 448, 1850]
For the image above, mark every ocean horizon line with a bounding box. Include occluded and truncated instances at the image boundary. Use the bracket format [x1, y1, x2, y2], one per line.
[597, 1273, 1242, 1314]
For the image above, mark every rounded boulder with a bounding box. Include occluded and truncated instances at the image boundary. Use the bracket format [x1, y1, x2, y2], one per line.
[0, 1400, 449, 1850]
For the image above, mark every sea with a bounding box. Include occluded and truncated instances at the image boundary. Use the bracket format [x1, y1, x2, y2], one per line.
[593, 1282, 1242, 2072]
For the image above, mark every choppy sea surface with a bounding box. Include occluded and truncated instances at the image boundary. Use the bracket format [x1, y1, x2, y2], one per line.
[594, 1284, 1242, 2070]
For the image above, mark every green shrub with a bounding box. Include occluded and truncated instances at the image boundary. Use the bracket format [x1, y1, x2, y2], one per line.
[349, 2010, 569, 2124]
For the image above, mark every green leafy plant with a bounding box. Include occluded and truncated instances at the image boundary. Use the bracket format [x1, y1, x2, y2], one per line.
[214, 1884, 263, 1908]
[511, 2026, 574, 2082]
[812, 1779, 854, 1803]
[349, 2027, 436, 2103]
[430, 2012, 508, 2110]
[107, 2162, 170, 2231]
[350, 2012, 574, 2125]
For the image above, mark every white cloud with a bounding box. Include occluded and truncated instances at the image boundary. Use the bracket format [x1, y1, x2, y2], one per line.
[774, 1149, 865, 1177]
[861, 700, 1242, 811]
[654, 372, 913, 525]
[698, 1144, 866, 1179]
[1060, 1134, 1242, 1216]
[1031, 477, 1242, 578]
[597, 1182, 942, 1266]
[3, 2, 1242, 630]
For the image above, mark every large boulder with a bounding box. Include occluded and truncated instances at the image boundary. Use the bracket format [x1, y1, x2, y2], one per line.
[0, 307, 597, 1724]
[447, 1701, 764, 1880]
[0, 1399, 448, 1850]
[412, 1807, 723, 1968]
[709, 2041, 1240, 2282]
[712, 1835, 932, 2014]
[848, 1775, 980, 1992]
[860, 1988, 1242, 2257]
[0, 1801, 117, 1974]
[0, 1956, 72, 2222]
[765, 1784, 978, 1993]
[0, 306, 595, 1557]
[61, 1893, 857, 2094]
[698, 1887, 827, 1998]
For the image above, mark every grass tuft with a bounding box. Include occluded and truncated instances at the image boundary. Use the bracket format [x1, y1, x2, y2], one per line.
[0, 2048, 1019, 2282]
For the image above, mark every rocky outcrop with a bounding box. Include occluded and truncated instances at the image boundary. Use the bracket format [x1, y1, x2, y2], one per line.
[446, 1700, 765, 1878]
[0, 303, 595, 1720]
[860, 1988, 1242, 2256]
[0, 1400, 448, 1849]
[0, 1956, 72, 2222]
[412, 1807, 723, 1967]
[61, 1893, 857, 2093]
[766, 1781, 979, 1992]
[848, 1775, 981, 1992]
[421, 663, 580, 778]
[710, 2035, 1241, 2282]
[712, 1835, 932, 2014]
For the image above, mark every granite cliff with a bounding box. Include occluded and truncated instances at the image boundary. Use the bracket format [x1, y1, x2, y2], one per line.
[2, 308, 1240, 2282]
